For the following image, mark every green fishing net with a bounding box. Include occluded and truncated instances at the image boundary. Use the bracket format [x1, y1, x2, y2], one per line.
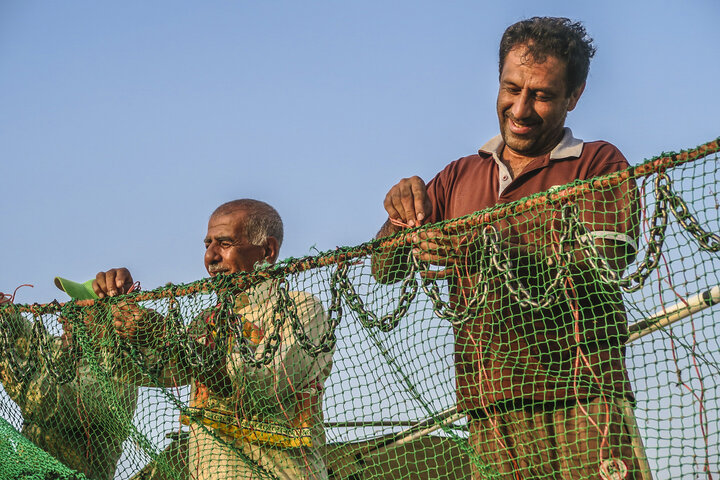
[1, 139, 718, 479]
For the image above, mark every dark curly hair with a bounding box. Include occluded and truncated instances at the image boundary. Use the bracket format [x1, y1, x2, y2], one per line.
[499, 17, 596, 96]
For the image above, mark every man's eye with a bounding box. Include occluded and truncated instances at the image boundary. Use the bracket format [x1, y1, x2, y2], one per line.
[221, 242, 234, 248]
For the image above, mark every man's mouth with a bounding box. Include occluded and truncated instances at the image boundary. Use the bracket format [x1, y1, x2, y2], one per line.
[208, 265, 228, 275]
[507, 116, 537, 135]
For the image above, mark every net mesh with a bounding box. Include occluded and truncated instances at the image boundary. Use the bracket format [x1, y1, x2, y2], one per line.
[1, 138, 719, 479]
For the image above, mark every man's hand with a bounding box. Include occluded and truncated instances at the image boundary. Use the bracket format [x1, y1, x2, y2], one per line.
[91, 268, 161, 347]
[383, 176, 433, 228]
[409, 230, 479, 281]
[410, 230, 468, 265]
[374, 175, 437, 284]
[110, 300, 164, 347]
[93, 268, 134, 298]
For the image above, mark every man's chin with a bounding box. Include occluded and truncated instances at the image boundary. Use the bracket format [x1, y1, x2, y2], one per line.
[503, 133, 556, 158]
[504, 137, 536, 155]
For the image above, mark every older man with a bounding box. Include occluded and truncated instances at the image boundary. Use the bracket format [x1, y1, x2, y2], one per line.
[374, 17, 649, 480]
[96, 199, 333, 480]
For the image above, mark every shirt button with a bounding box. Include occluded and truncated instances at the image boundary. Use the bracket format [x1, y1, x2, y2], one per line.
[502, 175, 509, 181]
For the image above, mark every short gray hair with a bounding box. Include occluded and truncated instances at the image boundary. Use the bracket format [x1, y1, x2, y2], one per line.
[212, 199, 284, 247]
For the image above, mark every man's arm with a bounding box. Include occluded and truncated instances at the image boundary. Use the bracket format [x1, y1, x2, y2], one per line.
[576, 175, 640, 274]
[372, 218, 412, 284]
[373, 175, 484, 283]
[539, 160, 640, 284]
[91, 268, 190, 388]
[372, 176, 432, 283]
[93, 268, 253, 393]
[504, 181, 638, 297]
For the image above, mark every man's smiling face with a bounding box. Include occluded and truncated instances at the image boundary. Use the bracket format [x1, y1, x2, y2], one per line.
[496, 43, 584, 158]
[203, 209, 265, 276]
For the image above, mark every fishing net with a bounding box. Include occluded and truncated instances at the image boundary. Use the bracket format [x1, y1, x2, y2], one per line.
[1, 138, 719, 479]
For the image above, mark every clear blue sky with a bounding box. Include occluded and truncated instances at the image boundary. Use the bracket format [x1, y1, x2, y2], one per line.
[2, 0, 719, 304]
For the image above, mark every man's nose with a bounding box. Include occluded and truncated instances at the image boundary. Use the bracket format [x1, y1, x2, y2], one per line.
[204, 243, 221, 262]
[511, 90, 533, 120]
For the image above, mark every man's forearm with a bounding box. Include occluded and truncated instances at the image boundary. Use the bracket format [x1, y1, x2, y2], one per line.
[371, 219, 412, 284]
[570, 238, 635, 278]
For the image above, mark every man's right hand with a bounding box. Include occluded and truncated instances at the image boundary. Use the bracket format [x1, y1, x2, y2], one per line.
[93, 268, 134, 298]
[383, 176, 432, 228]
[92, 268, 160, 346]
[373, 176, 432, 284]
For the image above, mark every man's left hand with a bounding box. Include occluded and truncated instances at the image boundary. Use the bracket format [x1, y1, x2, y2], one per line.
[410, 229, 475, 280]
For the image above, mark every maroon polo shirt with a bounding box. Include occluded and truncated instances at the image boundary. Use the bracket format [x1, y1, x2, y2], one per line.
[424, 128, 639, 411]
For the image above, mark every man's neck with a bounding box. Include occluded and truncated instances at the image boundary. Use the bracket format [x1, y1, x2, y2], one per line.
[500, 147, 543, 179]
[500, 128, 567, 179]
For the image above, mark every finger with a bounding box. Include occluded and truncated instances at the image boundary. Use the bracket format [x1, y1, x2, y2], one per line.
[113, 311, 135, 338]
[112, 302, 144, 341]
[398, 183, 417, 227]
[384, 177, 427, 227]
[420, 268, 455, 281]
[114, 317, 124, 331]
[412, 237, 443, 256]
[114, 268, 134, 294]
[105, 270, 119, 296]
[420, 230, 471, 257]
[414, 229, 450, 242]
[385, 183, 412, 226]
[93, 272, 109, 298]
[93, 268, 135, 297]
[116, 300, 139, 316]
[412, 231, 455, 257]
[383, 188, 403, 224]
[399, 177, 427, 226]
[412, 248, 456, 266]
[409, 178, 430, 223]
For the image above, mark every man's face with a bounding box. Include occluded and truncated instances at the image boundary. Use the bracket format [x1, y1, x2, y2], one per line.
[496, 44, 584, 158]
[203, 209, 266, 276]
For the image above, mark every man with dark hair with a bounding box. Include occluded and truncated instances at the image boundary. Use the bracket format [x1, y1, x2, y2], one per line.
[373, 17, 650, 480]
[498, 17, 596, 95]
[94, 199, 333, 480]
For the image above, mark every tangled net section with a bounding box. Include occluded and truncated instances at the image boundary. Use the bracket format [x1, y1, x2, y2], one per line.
[1, 138, 719, 479]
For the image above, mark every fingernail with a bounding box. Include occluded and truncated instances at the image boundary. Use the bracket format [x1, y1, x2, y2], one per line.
[109, 289, 118, 297]
[408, 220, 415, 227]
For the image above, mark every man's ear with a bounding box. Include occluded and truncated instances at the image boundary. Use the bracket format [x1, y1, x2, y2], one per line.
[567, 82, 585, 112]
[264, 236, 280, 264]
